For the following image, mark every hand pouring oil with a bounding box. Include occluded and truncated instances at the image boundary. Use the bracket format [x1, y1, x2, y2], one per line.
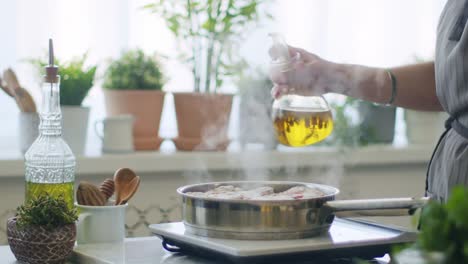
[270, 34, 333, 147]
[24, 39, 75, 208]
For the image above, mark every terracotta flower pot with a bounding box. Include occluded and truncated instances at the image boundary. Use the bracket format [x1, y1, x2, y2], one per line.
[7, 217, 76, 264]
[173, 92, 233, 151]
[104, 90, 165, 150]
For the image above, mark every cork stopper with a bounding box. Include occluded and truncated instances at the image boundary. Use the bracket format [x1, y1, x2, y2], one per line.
[45, 39, 59, 83]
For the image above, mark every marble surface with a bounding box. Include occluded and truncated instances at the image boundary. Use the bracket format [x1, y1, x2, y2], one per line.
[0, 237, 219, 264]
[0, 236, 391, 264]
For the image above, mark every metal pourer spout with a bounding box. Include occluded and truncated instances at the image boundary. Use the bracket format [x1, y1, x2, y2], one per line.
[45, 39, 59, 83]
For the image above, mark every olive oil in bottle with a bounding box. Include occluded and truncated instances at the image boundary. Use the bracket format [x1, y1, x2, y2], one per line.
[269, 34, 334, 147]
[273, 108, 333, 147]
[25, 182, 74, 209]
[24, 39, 76, 208]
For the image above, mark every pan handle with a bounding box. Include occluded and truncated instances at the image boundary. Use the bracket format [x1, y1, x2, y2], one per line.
[324, 197, 430, 212]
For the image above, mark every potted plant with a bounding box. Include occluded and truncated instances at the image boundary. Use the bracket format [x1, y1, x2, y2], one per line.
[145, 0, 271, 151]
[393, 186, 468, 263]
[237, 70, 277, 150]
[7, 194, 78, 264]
[338, 97, 396, 145]
[30, 54, 97, 156]
[357, 100, 396, 145]
[102, 49, 166, 151]
[323, 99, 362, 148]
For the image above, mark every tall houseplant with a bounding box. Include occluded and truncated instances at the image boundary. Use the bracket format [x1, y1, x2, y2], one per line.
[30, 54, 97, 156]
[103, 49, 166, 151]
[145, 0, 271, 151]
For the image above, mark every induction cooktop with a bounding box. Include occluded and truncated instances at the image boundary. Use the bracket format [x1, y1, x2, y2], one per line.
[150, 218, 417, 263]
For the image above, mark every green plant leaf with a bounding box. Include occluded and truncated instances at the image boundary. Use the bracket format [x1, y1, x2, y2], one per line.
[145, 0, 274, 93]
[240, 2, 257, 19]
[16, 193, 78, 230]
[409, 186, 468, 263]
[28, 53, 97, 106]
[167, 15, 181, 35]
[102, 49, 165, 90]
[202, 18, 216, 32]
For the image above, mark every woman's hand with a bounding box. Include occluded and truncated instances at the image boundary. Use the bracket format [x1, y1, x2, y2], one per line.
[269, 46, 349, 99]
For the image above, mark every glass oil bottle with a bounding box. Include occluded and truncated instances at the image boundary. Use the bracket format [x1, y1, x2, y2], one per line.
[269, 33, 333, 147]
[24, 39, 76, 208]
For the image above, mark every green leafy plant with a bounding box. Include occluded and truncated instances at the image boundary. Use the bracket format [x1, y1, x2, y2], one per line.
[102, 49, 165, 90]
[415, 186, 468, 263]
[326, 99, 361, 148]
[29, 54, 97, 106]
[144, 0, 272, 93]
[16, 193, 78, 231]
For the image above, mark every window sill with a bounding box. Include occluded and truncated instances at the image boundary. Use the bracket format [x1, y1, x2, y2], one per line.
[0, 145, 433, 178]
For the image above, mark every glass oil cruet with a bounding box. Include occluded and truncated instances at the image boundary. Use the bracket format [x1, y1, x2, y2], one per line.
[269, 33, 334, 147]
[24, 39, 76, 208]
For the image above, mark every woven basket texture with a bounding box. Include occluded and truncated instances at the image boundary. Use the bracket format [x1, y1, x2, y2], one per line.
[7, 217, 76, 264]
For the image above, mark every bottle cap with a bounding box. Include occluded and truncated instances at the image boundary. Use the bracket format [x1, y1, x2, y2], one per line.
[45, 39, 59, 83]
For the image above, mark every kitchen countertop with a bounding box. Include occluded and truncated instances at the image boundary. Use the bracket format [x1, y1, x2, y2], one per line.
[0, 236, 390, 264]
[0, 145, 432, 178]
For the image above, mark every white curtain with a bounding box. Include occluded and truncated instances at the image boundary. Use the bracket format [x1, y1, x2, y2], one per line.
[0, 0, 447, 155]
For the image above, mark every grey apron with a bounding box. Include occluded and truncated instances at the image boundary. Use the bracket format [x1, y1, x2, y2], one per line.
[427, 0, 468, 202]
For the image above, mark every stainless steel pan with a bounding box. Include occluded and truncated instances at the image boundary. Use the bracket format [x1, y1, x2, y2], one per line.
[177, 181, 428, 240]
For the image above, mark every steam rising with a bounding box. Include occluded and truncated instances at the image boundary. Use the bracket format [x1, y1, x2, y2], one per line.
[181, 40, 385, 194]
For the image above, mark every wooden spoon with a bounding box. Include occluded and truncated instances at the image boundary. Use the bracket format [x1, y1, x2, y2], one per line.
[14, 87, 37, 113]
[114, 168, 140, 205]
[0, 76, 13, 97]
[3, 69, 36, 112]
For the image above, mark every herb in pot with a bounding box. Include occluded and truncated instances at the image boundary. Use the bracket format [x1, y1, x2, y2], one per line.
[394, 186, 468, 263]
[16, 193, 78, 230]
[417, 186, 468, 263]
[102, 49, 165, 90]
[8, 193, 78, 263]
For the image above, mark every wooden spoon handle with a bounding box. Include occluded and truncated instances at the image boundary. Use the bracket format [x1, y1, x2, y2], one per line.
[15, 88, 37, 113]
[3, 69, 36, 112]
[0, 76, 14, 97]
[3, 68, 20, 91]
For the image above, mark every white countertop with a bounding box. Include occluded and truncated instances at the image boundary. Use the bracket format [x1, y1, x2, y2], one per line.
[0, 237, 193, 264]
[0, 235, 391, 264]
[0, 145, 433, 178]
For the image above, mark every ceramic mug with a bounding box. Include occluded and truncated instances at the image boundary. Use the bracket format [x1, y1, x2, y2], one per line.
[94, 115, 134, 153]
[76, 202, 127, 244]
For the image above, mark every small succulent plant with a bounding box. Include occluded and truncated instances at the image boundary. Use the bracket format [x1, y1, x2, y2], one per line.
[16, 193, 78, 230]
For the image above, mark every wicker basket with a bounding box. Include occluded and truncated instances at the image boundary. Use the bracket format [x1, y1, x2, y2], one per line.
[7, 217, 76, 264]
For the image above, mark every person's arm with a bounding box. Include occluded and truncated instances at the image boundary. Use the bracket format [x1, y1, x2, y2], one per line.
[334, 62, 442, 111]
[271, 47, 442, 111]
